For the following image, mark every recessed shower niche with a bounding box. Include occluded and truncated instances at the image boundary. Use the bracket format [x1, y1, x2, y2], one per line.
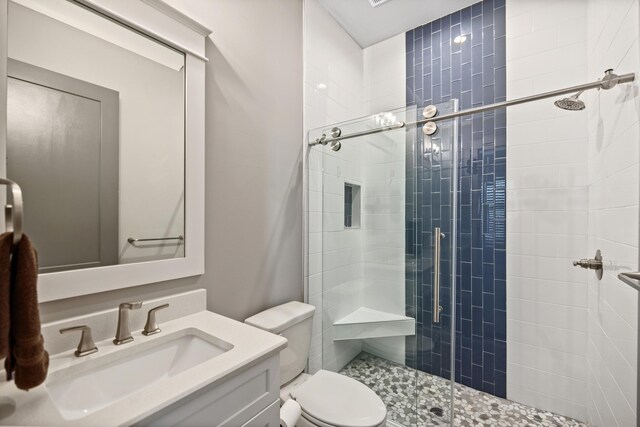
[344, 182, 361, 228]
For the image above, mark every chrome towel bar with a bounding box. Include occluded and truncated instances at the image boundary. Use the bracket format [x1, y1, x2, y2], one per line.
[127, 235, 184, 245]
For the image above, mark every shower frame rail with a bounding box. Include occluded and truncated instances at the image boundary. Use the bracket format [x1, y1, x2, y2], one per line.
[308, 70, 635, 147]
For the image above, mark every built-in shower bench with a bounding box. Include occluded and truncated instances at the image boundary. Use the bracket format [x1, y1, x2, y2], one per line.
[332, 307, 415, 341]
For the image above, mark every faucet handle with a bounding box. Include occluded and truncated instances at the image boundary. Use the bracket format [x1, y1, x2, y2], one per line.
[119, 301, 142, 310]
[143, 304, 170, 336]
[60, 325, 98, 357]
[113, 301, 143, 345]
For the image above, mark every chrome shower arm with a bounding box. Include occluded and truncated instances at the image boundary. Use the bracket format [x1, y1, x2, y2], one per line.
[399, 72, 633, 128]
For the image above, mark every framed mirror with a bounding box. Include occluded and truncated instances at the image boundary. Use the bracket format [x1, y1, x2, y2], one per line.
[0, 0, 210, 301]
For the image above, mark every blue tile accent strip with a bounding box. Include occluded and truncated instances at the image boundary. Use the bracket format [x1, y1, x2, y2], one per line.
[405, 0, 507, 398]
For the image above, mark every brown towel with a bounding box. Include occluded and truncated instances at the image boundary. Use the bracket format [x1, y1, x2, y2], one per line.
[2, 233, 49, 390]
[0, 232, 11, 358]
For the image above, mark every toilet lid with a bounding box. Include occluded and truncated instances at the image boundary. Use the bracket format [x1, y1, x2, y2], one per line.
[291, 370, 386, 427]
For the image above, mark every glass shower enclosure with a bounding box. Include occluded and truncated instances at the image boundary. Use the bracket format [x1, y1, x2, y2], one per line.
[306, 100, 459, 426]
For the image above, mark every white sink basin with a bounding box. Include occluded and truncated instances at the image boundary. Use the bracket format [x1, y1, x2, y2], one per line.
[45, 329, 233, 420]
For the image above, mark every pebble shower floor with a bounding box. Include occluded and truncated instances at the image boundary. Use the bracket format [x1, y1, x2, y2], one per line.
[340, 353, 587, 426]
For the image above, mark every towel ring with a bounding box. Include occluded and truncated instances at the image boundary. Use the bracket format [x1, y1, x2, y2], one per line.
[0, 178, 23, 246]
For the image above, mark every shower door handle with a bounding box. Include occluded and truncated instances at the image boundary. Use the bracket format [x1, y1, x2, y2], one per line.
[433, 227, 445, 323]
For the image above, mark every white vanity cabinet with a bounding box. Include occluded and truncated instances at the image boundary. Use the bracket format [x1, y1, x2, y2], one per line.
[0, 303, 287, 426]
[140, 356, 281, 427]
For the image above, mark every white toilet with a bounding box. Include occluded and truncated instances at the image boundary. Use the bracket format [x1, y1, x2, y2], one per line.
[245, 301, 387, 427]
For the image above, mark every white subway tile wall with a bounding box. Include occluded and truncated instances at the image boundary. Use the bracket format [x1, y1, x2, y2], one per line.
[361, 34, 407, 365]
[586, 0, 639, 425]
[506, 0, 590, 421]
[507, 0, 640, 425]
[304, 0, 406, 373]
[304, 0, 364, 373]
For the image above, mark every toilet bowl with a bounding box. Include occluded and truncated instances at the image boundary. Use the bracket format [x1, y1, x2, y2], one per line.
[290, 370, 386, 427]
[245, 302, 386, 427]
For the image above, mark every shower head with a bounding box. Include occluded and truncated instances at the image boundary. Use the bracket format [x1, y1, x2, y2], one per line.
[554, 91, 585, 111]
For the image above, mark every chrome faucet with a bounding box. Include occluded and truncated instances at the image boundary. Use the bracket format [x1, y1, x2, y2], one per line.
[60, 325, 98, 357]
[113, 301, 142, 345]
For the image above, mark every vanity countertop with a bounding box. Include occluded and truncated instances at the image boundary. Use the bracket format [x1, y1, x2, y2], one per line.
[0, 310, 287, 426]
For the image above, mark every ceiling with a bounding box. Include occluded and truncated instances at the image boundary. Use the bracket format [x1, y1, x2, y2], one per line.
[317, 0, 479, 48]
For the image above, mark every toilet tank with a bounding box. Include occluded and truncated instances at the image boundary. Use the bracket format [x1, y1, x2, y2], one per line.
[245, 301, 315, 386]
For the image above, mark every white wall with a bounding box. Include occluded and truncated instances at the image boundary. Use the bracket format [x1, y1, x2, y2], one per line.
[40, 0, 304, 324]
[585, 0, 639, 425]
[505, 0, 590, 420]
[304, 2, 407, 372]
[153, 0, 304, 322]
[361, 35, 407, 363]
[363, 35, 406, 115]
[507, 1, 640, 425]
[305, 0, 365, 373]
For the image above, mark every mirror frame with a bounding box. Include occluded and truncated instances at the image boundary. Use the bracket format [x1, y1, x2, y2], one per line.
[0, 0, 211, 302]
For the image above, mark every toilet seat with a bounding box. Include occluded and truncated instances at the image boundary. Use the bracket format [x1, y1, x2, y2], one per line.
[291, 370, 386, 427]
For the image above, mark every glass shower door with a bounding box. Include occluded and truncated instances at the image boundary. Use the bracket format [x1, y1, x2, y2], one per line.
[306, 100, 459, 426]
[412, 100, 458, 426]
[308, 106, 422, 426]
